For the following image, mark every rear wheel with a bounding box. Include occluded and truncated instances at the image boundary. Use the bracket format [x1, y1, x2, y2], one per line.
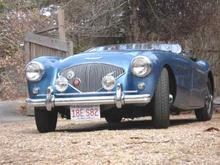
[104, 109, 122, 124]
[34, 107, 58, 133]
[152, 68, 170, 128]
[195, 80, 213, 121]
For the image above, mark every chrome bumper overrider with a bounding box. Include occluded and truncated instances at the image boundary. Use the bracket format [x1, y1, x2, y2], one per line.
[26, 84, 151, 111]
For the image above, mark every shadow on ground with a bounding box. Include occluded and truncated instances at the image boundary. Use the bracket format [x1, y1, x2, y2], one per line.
[56, 117, 199, 133]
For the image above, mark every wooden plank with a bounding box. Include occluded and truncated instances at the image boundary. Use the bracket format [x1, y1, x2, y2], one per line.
[24, 32, 70, 52]
[24, 41, 30, 64]
[35, 26, 58, 34]
[24, 41, 30, 97]
[31, 44, 37, 58]
[66, 41, 73, 55]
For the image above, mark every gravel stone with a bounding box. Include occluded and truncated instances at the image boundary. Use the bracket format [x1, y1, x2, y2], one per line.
[0, 114, 220, 164]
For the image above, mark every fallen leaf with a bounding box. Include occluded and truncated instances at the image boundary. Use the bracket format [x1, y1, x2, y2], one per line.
[204, 127, 219, 132]
[130, 136, 142, 140]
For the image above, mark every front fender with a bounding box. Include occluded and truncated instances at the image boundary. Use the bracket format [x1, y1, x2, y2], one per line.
[27, 56, 62, 98]
[127, 53, 168, 98]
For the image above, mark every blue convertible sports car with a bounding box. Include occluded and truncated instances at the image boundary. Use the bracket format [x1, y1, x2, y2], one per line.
[26, 43, 214, 133]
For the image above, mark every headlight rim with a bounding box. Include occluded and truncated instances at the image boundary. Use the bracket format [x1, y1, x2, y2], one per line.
[25, 61, 45, 82]
[55, 76, 69, 92]
[131, 56, 152, 77]
[102, 75, 116, 91]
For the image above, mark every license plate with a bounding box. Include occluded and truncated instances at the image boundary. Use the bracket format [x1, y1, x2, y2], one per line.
[70, 105, 100, 120]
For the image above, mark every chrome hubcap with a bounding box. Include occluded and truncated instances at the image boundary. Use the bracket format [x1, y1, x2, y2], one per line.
[169, 94, 174, 104]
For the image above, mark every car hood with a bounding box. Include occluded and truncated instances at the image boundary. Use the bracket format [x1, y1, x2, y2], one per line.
[58, 50, 146, 69]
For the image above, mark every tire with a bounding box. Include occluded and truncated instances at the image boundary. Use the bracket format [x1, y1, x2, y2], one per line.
[104, 109, 122, 124]
[195, 80, 213, 121]
[152, 68, 170, 128]
[34, 107, 58, 133]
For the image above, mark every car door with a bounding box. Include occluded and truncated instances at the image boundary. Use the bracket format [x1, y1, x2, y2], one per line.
[191, 61, 207, 108]
[172, 55, 194, 109]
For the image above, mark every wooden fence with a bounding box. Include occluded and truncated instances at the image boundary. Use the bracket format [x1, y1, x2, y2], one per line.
[24, 32, 73, 63]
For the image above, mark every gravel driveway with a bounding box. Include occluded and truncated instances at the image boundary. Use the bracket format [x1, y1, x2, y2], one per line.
[0, 100, 30, 122]
[0, 112, 220, 165]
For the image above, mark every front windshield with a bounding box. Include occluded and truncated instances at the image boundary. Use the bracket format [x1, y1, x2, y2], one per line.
[87, 43, 182, 54]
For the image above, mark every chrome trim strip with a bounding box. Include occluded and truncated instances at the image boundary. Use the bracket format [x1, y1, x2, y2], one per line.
[29, 84, 150, 110]
[122, 90, 139, 94]
[196, 68, 205, 74]
[36, 90, 138, 97]
[67, 83, 82, 93]
[54, 90, 138, 96]
[115, 83, 123, 108]
[46, 86, 54, 111]
[36, 94, 47, 97]
[85, 57, 102, 60]
[26, 94, 151, 108]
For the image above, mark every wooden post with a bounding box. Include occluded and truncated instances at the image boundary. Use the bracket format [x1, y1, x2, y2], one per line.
[24, 41, 31, 64]
[58, 8, 66, 41]
[67, 41, 73, 55]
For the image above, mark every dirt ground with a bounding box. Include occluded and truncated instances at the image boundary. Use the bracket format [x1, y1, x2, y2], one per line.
[0, 112, 220, 165]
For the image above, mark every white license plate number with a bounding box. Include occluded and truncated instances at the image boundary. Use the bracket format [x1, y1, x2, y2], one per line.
[70, 105, 100, 120]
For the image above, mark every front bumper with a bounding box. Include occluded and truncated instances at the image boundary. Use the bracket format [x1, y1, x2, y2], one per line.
[26, 84, 151, 111]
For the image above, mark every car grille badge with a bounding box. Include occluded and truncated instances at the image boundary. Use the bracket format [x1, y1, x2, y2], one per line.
[73, 78, 81, 87]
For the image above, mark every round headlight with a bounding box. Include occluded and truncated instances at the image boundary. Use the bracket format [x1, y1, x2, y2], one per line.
[55, 76, 69, 92]
[131, 56, 152, 77]
[26, 61, 44, 81]
[66, 70, 75, 80]
[102, 75, 115, 91]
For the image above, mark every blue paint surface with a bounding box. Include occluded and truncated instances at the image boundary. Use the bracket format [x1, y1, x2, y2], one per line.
[27, 46, 212, 110]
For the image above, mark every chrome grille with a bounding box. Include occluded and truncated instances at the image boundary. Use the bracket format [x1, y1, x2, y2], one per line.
[61, 63, 124, 92]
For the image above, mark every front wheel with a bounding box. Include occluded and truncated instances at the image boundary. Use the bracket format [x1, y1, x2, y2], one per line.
[152, 68, 170, 128]
[195, 80, 213, 121]
[34, 107, 58, 133]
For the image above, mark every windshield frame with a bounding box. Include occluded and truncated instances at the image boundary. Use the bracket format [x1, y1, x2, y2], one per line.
[86, 43, 182, 54]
